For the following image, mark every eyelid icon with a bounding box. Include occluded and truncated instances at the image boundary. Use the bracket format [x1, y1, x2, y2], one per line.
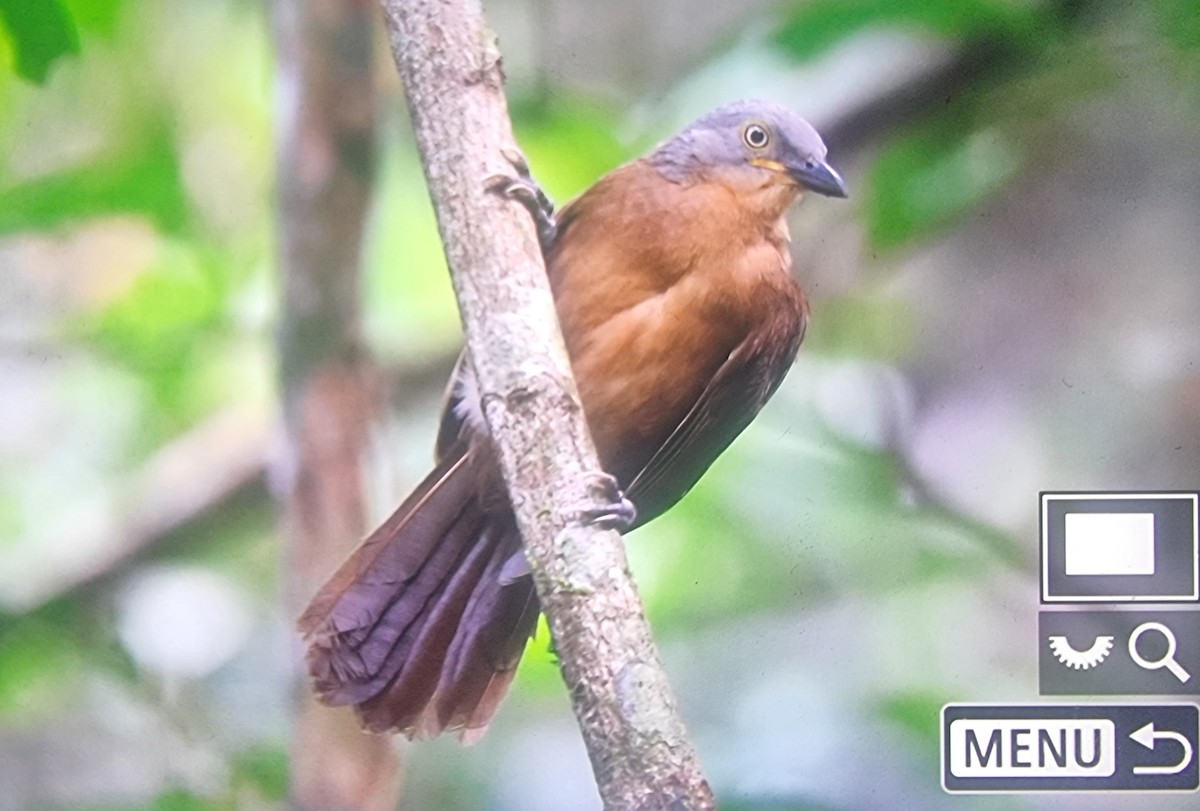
[1049, 635, 1115, 670]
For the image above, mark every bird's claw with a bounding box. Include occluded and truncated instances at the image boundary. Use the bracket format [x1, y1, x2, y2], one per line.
[565, 472, 637, 531]
[486, 149, 558, 251]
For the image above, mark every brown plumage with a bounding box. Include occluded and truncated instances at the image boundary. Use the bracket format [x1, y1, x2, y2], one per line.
[298, 100, 847, 740]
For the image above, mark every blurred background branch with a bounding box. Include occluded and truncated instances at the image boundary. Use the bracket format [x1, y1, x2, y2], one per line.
[271, 0, 403, 809]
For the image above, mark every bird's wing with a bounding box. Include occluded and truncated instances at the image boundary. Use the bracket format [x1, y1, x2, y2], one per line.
[435, 350, 472, 460]
[625, 314, 805, 524]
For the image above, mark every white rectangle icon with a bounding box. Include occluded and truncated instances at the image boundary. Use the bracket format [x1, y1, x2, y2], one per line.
[948, 718, 1115, 778]
[1064, 512, 1155, 576]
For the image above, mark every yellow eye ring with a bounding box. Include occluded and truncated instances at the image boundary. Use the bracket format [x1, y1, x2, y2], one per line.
[742, 123, 770, 150]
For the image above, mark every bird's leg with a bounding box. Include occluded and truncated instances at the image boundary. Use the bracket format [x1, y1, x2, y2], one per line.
[564, 471, 637, 532]
[487, 148, 558, 252]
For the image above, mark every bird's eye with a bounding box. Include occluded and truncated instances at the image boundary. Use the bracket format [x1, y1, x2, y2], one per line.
[743, 123, 770, 150]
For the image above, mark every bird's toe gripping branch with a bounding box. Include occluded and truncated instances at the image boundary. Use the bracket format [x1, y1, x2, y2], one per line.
[487, 148, 558, 252]
[565, 471, 637, 532]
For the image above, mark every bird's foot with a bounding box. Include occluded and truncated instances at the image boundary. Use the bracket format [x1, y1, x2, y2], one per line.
[565, 471, 637, 531]
[487, 148, 557, 251]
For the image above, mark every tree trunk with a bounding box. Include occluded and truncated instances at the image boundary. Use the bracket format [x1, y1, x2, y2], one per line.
[273, 1, 403, 809]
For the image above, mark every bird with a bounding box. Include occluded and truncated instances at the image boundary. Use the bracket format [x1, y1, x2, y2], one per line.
[298, 99, 847, 741]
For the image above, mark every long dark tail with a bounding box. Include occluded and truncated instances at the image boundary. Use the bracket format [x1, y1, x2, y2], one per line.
[298, 448, 539, 740]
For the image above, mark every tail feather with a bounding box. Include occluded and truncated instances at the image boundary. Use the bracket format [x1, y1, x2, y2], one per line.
[437, 540, 515, 704]
[298, 451, 473, 641]
[319, 506, 485, 704]
[442, 592, 539, 740]
[463, 580, 542, 739]
[356, 522, 500, 732]
[433, 554, 539, 732]
[298, 445, 540, 739]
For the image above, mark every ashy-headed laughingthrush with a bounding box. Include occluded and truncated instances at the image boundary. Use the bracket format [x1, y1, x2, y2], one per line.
[299, 99, 848, 740]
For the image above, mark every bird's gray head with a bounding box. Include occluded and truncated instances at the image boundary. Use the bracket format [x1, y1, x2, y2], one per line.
[649, 100, 847, 198]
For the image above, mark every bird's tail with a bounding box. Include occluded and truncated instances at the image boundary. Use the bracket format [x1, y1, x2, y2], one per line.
[297, 448, 539, 740]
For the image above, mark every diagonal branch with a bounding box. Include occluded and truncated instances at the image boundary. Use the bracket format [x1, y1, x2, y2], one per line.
[380, 0, 715, 808]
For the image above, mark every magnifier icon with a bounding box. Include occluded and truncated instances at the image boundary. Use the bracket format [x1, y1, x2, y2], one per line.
[1128, 622, 1192, 684]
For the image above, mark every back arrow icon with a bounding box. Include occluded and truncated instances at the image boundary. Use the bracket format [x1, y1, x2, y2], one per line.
[1130, 722, 1194, 776]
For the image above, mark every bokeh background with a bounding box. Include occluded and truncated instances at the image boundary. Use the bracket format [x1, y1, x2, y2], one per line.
[2, 0, 1199, 809]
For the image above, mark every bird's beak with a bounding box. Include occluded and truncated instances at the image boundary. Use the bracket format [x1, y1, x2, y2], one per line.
[788, 158, 848, 199]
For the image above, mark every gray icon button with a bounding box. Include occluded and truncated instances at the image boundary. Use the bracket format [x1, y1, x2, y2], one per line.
[1041, 492, 1199, 603]
[942, 703, 1199, 792]
[1040, 610, 1200, 695]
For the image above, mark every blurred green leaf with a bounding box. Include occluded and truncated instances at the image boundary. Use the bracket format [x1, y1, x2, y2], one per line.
[146, 789, 228, 811]
[877, 689, 946, 743]
[804, 292, 914, 361]
[230, 745, 289, 801]
[634, 489, 827, 627]
[511, 95, 632, 201]
[865, 123, 1022, 251]
[79, 242, 226, 427]
[1152, 0, 1200, 50]
[65, 0, 123, 38]
[707, 386, 1020, 599]
[0, 0, 79, 83]
[772, 0, 1057, 62]
[92, 247, 220, 352]
[0, 615, 81, 719]
[0, 123, 189, 235]
[362, 145, 459, 357]
[512, 615, 561, 697]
